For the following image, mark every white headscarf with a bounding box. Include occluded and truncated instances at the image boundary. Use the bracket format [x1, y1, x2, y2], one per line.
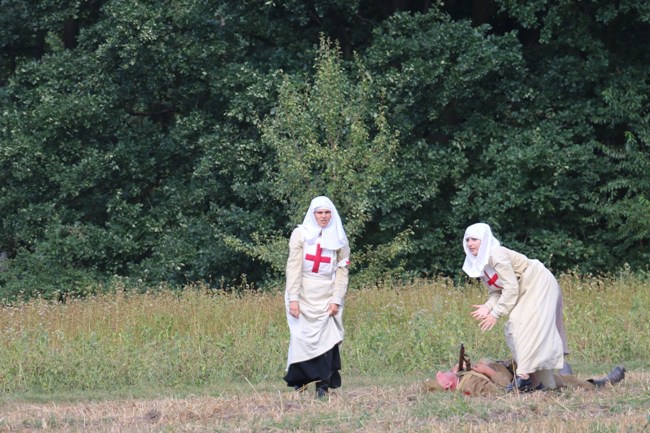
[462, 223, 501, 278]
[298, 196, 348, 250]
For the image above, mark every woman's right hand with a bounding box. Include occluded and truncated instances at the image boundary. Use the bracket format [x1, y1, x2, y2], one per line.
[289, 301, 300, 318]
[471, 304, 490, 321]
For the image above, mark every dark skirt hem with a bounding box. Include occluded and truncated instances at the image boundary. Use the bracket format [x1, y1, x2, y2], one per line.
[284, 344, 342, 389]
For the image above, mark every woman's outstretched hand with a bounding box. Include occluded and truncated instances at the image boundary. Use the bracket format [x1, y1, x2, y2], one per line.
[471, 304, 496, 331]
[471, 304, 490, 320]
[479, 314, 497, 331]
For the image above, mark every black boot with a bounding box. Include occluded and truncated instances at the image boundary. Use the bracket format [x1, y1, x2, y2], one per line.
[506, 376, 533, 393]
[316, 386, 328, 398]
[315, 381, 329, 398]
[588, 365, 626, 387]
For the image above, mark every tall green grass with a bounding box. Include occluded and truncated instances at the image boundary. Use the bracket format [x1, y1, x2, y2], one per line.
[0, 274, 647, 395]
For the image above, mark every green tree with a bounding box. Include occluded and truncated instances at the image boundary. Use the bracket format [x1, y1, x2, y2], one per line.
[363, 5, 649, 273]
[364, 12, 532, 273]
[226, 37, 410, 282]
[1, 1, 648, 300]
[490, 0, 650, 269]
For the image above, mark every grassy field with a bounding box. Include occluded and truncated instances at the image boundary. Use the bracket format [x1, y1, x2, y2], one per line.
[0, 274, 648, 432]
[2, 371, 649, 432]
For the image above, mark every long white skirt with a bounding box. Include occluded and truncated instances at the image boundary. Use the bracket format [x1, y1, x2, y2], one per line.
[285, 273, 344, 368]
[505, 260, 564, 374]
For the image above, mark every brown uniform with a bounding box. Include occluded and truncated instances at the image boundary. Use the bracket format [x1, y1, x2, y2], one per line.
[424, 362, 598, 396]
[457, 362, 513, 396]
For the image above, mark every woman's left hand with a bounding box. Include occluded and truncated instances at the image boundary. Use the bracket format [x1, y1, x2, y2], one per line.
[479, 314, 497, 331]
[328, 303, 340, 316]
[471, 304, 490, 320]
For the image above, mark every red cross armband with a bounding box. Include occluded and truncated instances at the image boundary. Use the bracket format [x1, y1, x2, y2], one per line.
[337, 257, 350, 268]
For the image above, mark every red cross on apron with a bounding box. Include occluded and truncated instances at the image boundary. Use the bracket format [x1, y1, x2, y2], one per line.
[484, 270, 503, 289]
[305, 243, 331, 273]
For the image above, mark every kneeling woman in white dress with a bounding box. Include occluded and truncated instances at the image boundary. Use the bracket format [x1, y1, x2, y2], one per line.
[284, 196, 350, 398]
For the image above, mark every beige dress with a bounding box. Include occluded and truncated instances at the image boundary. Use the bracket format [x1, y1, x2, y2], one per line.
[483, 246, 564, 375]
[285, 228, 350, 367]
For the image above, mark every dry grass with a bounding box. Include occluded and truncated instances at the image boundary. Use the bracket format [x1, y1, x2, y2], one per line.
[1, 370, 648, 432]
[0, 274, 648, 432]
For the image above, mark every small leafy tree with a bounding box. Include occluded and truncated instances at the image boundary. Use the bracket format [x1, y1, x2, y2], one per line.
[225, 37, 410, 282]
[267, 37, 398, 235]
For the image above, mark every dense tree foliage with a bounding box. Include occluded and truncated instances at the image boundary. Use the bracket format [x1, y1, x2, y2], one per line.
[0, 0, 647, 299]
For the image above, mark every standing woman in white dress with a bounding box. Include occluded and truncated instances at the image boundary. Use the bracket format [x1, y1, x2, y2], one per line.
[462, 222, 568, 391]
[283, 196, 350, 398]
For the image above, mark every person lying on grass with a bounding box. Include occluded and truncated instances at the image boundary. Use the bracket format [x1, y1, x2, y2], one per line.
[423, 358, 625, 396]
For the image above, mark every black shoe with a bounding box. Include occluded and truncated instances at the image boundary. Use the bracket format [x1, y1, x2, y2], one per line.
[506, 376, 533, 393]
[293, 384, 307, 392]
[315, 380, 329, 397]
[316, 386, 329, 399]
[588, 365, 626, 387]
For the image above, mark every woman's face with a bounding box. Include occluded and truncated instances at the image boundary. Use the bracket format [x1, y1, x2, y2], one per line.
[466, 237, 482, 256]
[314, 209, 332, 227]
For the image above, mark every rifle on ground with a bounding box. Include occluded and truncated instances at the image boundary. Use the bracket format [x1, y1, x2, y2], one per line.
[458, 343, 471, 372]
